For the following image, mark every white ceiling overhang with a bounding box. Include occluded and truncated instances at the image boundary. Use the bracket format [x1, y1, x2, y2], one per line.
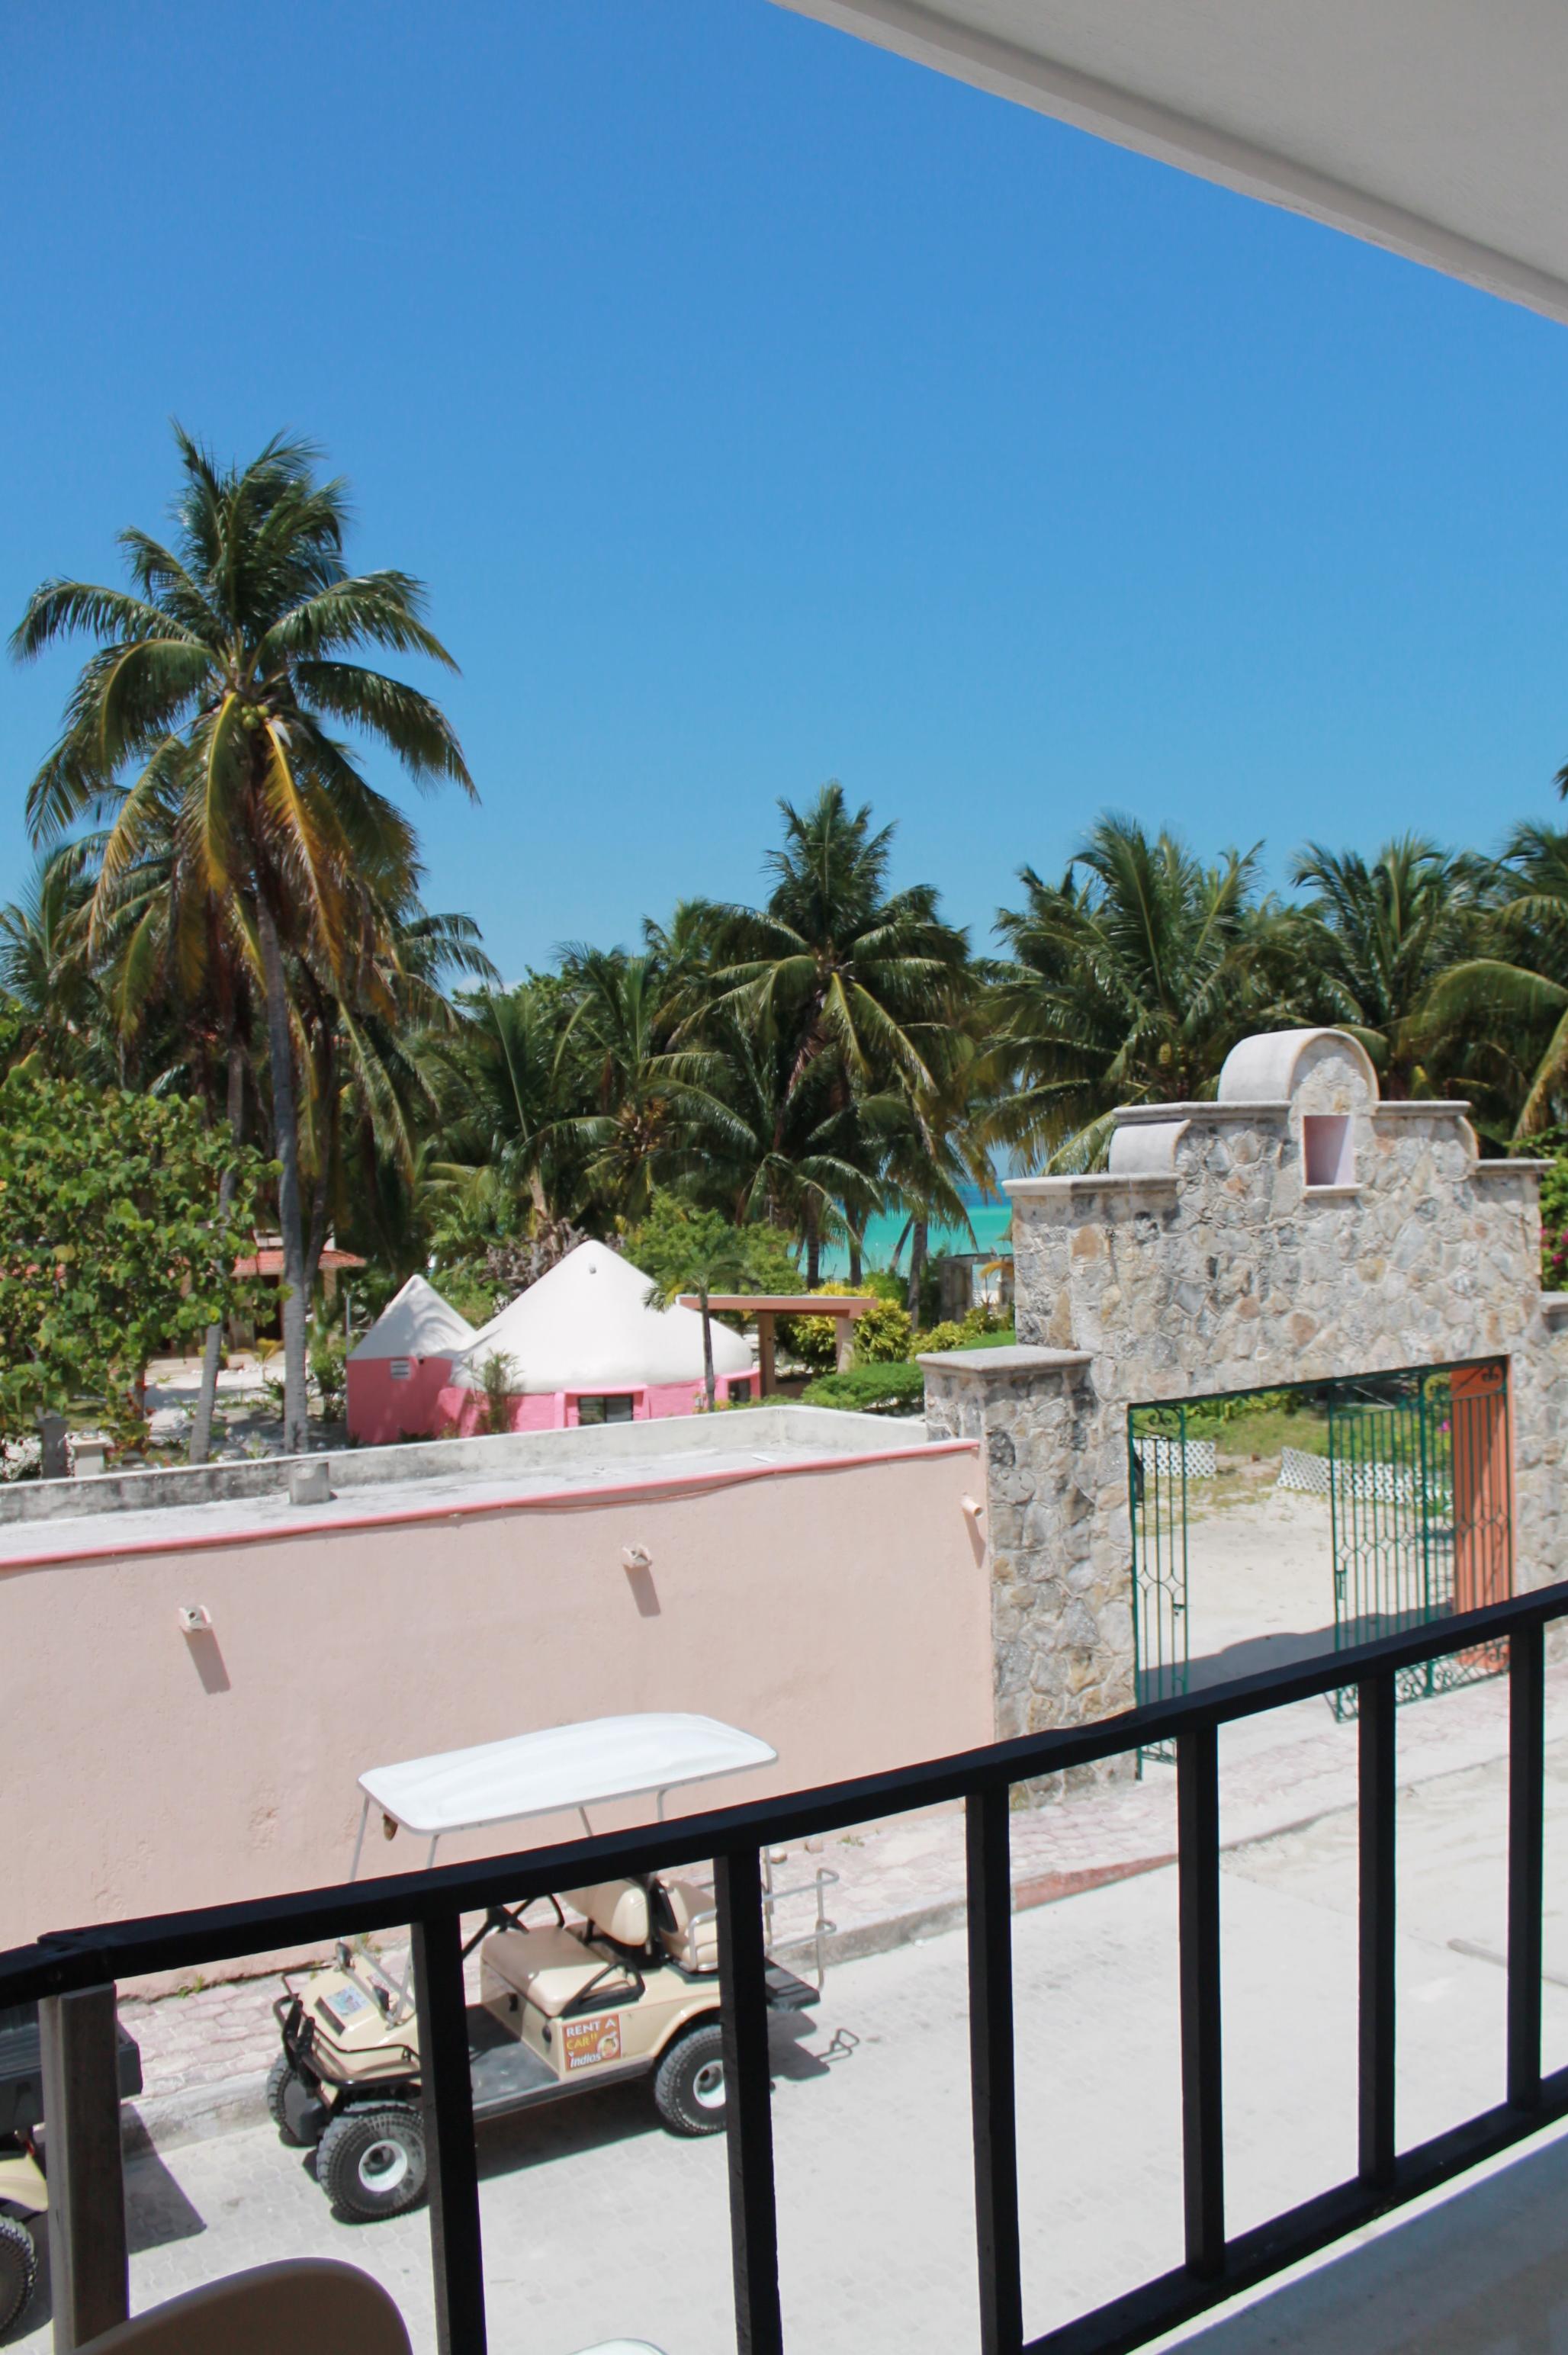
[772, 0, 1568, 325]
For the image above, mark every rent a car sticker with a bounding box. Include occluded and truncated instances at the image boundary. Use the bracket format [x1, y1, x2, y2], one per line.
[561, 2013, 622, 2071]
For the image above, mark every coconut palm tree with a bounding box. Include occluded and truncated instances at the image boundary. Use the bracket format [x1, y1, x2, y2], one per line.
[0, 845, 105, 1078]
[1288, 835, 1488, 1095]
[990, 816, 1296, 1170]
[11, 426, 474, 1449]
[705, 783, 970, 1277]
[1419, 822, 1568, 1137]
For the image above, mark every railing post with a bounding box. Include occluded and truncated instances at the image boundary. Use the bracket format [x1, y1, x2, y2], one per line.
[413, 1910, 487, 2355]
[1177, 1724, 1224, 2279]
[1509, 1621, 1545, 2110]
[38, 1984, 128, 2353]
[966, 1787, 1023, 2355]
[716, 1846, 782, 2355]
[1358, 1671, 1397, 2186]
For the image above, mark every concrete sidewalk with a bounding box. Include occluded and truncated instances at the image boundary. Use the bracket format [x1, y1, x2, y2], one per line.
[117, 1656, 1568, 2150]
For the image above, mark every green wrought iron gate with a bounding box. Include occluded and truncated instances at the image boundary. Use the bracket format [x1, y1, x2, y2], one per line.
[1328, 1363, 1512, 1714]
[1128, 1402, 1190, 1711]
[1129, 1364, 1512, 1727]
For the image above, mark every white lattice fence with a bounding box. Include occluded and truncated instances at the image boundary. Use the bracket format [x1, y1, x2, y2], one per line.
[1134, 1436, 1216, 1481]
[1276, 1447, 1452, 1511]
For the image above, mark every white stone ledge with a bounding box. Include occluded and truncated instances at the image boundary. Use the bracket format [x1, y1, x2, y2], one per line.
[1004, 1174, 1178, 1201]
[1473, 1158, 1552, 1176]
[1302, 1184, 1361, 1200]
[1539, 1293, 1568, 1318]
[917, 1346, 1094, 1381]
[1111, 1100, 1290, 1124]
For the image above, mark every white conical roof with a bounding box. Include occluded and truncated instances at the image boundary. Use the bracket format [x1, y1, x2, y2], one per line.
[350, 1274, 477, 1363]
[449, 1241, 753, 1393]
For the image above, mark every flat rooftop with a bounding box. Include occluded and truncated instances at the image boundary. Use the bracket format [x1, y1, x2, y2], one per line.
[0, 1403, 951, 1566]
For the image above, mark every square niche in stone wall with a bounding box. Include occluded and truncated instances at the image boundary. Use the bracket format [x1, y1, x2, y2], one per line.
[1303, 1113, 1354, 1189]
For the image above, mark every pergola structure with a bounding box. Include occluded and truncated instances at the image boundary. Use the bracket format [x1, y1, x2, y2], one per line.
[678, 1293, 876, 1391]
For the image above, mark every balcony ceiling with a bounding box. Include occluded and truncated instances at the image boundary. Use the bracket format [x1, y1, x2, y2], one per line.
[772, 0, 1568, 324]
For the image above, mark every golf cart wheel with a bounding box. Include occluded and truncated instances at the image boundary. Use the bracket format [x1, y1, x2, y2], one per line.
[653, 2021, 727, 2136]
[316, 2104, 427, 2222]
[266, 2053, 326, 2149]
[0, 2212, 39, 2337]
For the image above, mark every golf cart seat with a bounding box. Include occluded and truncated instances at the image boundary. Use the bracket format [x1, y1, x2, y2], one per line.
[482, 1927, 622, 2019]
[562, 1878, 651, 1948]
[656, 1878, 719, 1973]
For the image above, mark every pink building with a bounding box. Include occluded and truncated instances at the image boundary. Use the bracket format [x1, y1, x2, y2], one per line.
[438, 1241, 757, 1432]
[345, 1275, 477, 1445]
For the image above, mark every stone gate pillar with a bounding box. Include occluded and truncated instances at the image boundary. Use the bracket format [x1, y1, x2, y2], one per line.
[920, 1345, 1135, 1776]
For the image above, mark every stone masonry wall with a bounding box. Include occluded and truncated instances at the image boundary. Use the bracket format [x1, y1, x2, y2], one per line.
[922, 1029, 1568, 1753]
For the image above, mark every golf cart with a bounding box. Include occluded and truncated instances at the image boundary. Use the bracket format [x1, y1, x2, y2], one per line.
[272, 1714, 834, 2222]
[0, 2000, 143, 2334]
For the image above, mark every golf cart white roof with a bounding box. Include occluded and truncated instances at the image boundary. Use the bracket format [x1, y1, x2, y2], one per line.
[358, 1711, 777, 1839]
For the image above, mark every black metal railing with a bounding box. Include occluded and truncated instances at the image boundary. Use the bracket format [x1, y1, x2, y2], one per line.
[3, 1580, 1566, 2355]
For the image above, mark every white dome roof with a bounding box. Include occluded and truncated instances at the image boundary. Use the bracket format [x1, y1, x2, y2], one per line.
[448, 1241, 754, 1393]
[350, 1274, 477, 1363]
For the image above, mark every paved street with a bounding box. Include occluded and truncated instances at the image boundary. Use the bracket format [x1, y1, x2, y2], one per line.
[11, 1730, 1568, 2355]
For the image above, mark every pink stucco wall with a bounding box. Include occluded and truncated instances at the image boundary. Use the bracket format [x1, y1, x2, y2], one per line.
[0, 1443, 988, 1945]
[432, 1373, 757, 1435]
[347, 1354, 459, 1445]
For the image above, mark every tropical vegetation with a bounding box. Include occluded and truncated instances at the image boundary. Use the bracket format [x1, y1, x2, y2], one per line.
[13, 426, 1568, 1456]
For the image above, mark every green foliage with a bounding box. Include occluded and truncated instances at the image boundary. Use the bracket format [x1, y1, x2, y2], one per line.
[784, 1283, 912, 1371]
[799, 1360, 927, 1415]
[623, 1192, 797, 1298]
[913, 1319, 965, 1354]
[0, 1075, 268, 1442]
[1527, 1127, 1568, 1288]
[477, 1350, 519, 1437]
[310, 1330, 348, 1421]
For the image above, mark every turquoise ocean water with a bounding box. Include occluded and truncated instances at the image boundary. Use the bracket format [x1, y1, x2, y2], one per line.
[816, 1186, 1012, 1281]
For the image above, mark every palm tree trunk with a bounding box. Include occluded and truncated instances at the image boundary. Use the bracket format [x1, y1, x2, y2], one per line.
[701, 1293, 716, 1411]
[189, 1046, 245, 1465]
[848, 1232, 863, 1286]
[805, 1200, 821, 1288]
[256, 893, 310, 1453]
[906, 1214, 929, 1325]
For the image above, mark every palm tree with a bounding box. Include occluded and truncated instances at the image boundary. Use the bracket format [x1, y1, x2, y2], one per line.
[1420, 822, 1568, 1137]
[0, 845, 105, 1078]
[990, 815, 1295, 1170]
[12, 426, 474, 1449]
[641, 1222, 761, 1411]
[706, 783, 970, 1277]
[1288, 835, 1486, 1095]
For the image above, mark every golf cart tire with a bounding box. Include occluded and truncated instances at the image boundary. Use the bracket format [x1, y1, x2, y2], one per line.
[266, 2054, 326, 2149]
[653, 2021, 728, 2136]
[316, 2104, 427, 2222]
[0, 2212, 38, 2337]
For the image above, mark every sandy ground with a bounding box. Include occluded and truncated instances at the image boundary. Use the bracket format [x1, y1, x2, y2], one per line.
[1182, 1478, 1342, 1688]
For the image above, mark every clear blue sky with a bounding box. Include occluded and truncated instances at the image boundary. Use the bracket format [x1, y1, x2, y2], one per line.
[5, 0, 1568, 977]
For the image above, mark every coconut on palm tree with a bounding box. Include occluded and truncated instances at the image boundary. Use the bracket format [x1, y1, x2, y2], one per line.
[12, 426, 474, 1450]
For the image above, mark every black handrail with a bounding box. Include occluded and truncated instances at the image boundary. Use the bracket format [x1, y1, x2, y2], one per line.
[4, 1576, 1565, 2355]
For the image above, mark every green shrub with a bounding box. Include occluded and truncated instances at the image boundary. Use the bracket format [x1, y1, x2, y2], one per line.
[799, 1361, 926, 1415]
[310, 1332, 348, 1421]
[785, 1284, 912, 1370]
[912, 1319, 966, 1354]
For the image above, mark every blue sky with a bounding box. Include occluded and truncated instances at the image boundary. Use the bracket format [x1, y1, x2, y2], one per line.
[5, 0, 1568, 978]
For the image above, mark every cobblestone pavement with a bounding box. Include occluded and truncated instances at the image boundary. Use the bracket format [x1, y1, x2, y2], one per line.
[115, 1656, 1568, 2146]
[11, 1730, 1568, 2355]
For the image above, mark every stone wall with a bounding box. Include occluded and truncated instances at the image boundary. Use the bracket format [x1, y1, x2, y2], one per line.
[922, 1027, 1568, 1750]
